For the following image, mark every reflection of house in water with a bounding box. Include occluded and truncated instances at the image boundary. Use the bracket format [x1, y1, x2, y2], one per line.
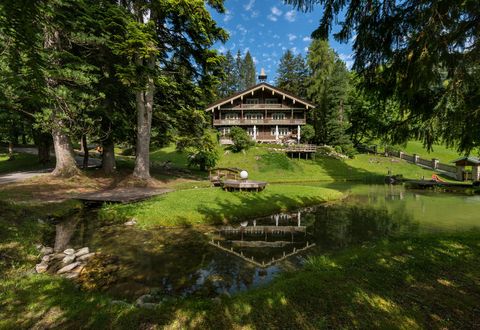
[210, 211, 315, 267]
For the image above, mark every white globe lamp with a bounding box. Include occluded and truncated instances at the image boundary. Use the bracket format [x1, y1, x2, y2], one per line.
[240, 170, 249, 180]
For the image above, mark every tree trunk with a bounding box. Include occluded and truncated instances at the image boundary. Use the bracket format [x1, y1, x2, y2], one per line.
[81, 135, 89, 169]
[36, 132, 51, 164]
[132, 57, 155, 180]
[51, 127, 79, 177]
[7, 141, 14, 161]
[102, 136, 116, 175]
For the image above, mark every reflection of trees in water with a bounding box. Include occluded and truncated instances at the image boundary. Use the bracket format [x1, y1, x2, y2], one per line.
[53, 213, 83, 252]
[309, 204, 418, 249]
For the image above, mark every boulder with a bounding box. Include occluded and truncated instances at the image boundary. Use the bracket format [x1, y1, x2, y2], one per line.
[57, 262, 80, 274]
[77, 252, 96, 261]
[75, 247, 89, 257]
[35, 262, 48, 273]
[40, 246, 53, 255]
[63, 248, 75, 255]
[41, 255, 50, 263]
[62, 254, 76, 265]
[124, 218, 137, 226]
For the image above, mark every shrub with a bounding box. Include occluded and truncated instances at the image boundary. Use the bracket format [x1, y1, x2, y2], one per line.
[300, 124, 315, 143]
[185, 130, 219, 171]
[229, 126, 254, 152]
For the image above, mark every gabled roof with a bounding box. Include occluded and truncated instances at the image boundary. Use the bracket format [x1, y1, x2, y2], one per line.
[205, 82, 315, 111]
[451, 156, 480, 165]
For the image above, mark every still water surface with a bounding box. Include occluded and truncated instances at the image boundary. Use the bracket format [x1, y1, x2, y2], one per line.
[48, 184, 480, 300]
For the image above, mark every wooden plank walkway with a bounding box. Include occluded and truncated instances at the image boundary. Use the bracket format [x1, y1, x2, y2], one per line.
[76, 187, 172, 203]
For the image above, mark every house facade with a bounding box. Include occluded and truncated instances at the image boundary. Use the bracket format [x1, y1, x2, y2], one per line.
[205, 82, 315, 144]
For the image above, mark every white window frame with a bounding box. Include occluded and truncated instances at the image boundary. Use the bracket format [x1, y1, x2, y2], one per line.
[278, 127, 289, 136]
[265, 98, 278, 104]
[245, 98, 259, 104]
[272, 113, 285, 120]
[247, 127, 255, 136]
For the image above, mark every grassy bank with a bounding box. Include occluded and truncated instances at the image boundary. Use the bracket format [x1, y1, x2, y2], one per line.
[148, 144, 437, 184]
[0, 151, 52, 174]
[1, 200, 479, 330]
[100, 185, 343, 227]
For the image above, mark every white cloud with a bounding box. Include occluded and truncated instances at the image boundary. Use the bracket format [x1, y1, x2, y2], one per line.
[236, 24, 247, 36]
[267, 15, 278, 22]
[339, 53, 354, 69]
[251, 10, 259, 18]
[291, 47, 298, 54]
[252, 56, 258, 64]
[218, 45, 227, 53]
[258, 22, 265, 27]
[273, 34, 280, 39]
[285, 10, 296, 22]
[288, 33, 297, 41]
[244, 0, 255, 11]
[302, 36, 311, 42]
[223, 10, 233, 22]
[304, 46, 309, 52]
[271, 6, 282, 16]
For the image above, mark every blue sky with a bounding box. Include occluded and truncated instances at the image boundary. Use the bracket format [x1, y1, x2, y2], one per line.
[208, 0, 354, 83]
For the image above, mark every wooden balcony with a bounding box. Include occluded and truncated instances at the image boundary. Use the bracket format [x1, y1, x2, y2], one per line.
[213, 118, 306, 126]
[222, 103, 298, 109]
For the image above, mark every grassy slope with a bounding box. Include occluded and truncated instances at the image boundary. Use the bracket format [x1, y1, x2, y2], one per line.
[217, 146, 436, 183]
[401, 140, 462, 163]
[100, 185, 343, 227]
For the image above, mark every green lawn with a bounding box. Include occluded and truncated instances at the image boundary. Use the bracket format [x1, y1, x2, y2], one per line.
[100, 184, 343, 227]
[399, 140, 463, 163]
[0, 151, 52, 174]
[216, 145, 436, 183]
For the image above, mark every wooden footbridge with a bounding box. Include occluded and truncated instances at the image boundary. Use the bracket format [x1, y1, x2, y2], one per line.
[285, 144, 317, 159]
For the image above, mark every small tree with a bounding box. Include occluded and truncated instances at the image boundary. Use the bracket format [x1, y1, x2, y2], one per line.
[300, 124, 315, 143]
[230, 126, 253, 152]
[186, 130, 219, 171]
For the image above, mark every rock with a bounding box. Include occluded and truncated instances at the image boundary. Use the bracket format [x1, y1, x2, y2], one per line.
[77, 252, 96, 261]
[64, 248, 75, 255]
[135, 294, 158, 309]
[57, 262, 80, 274]
[111, 300, 130, 307]
[52, 253, 66, 260]
[64, 272, 79, 279]
[124, 218, 137, 226]
[62, 254, 76, 265]
[75, 247, 89, 257]
[35, 262, 48, 273]
[41, 255, 50, 262]
[40, 246, 53, 255]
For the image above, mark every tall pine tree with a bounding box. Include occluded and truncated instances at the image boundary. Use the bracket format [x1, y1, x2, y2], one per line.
[276, 50, 308, 97]
[242, 51, 256, 89]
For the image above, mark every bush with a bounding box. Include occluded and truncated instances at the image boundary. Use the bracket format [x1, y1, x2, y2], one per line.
[300, 124, 315, 143]
[185, 130, 219, 171]
[229, 126, 254, 152]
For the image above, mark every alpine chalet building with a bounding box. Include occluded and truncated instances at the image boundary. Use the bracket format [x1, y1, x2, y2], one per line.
[205, 70, 315, 144]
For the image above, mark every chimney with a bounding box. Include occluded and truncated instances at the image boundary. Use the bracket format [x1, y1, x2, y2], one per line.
[258, 68, 267, 82]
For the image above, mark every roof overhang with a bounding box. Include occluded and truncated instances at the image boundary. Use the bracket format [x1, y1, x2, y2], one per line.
[205, 83, 315, 111]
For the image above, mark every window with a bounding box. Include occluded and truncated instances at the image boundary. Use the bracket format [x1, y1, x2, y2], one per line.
[247, 127, 255, 136]
[278, 128, 289, 136]
[270, 127, 276, 136]
[245, 98, 259, 104]
[245, 113, 263, 120]
[272, 113, 285, 120]
[224, 113, 239, 120]
[265, 98, 277, 104]
[220, 127, 231, 136]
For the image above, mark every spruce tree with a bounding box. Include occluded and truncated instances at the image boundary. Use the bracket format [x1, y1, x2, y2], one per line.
[276, 50, 308, 97]
[242, 51, 256, 88]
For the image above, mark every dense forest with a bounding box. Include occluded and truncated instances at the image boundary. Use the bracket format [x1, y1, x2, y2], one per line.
[0, 0, 478, 179]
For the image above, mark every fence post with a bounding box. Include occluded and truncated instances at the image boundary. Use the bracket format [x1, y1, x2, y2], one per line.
[413, 154, 419, 164]
[431, 158, 439, 170]
[399, 151, 404, 159]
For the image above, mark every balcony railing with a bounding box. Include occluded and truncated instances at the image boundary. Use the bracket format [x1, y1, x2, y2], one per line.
[213, 118, 306, 125]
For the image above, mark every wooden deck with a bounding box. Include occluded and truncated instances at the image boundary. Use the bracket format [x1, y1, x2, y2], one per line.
[76, 187, 172, 203]
[222, 179, 267, 192]
[219, 225, 306, 235]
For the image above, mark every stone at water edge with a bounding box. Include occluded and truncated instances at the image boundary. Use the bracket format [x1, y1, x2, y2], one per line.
[64, 248, 75, 255]
[124, 218, 137, 226]
[62, 254, 76, 265]
[35, 262, 48, 273]
[40, 246, 53, 255]
[75, 247, 89, 257]
[41, 255, 51, 262]
[57, 262, 80, 274]
[77, 252, 96, 261]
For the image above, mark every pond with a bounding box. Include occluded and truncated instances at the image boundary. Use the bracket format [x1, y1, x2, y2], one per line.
[45, 184, 480, 302]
